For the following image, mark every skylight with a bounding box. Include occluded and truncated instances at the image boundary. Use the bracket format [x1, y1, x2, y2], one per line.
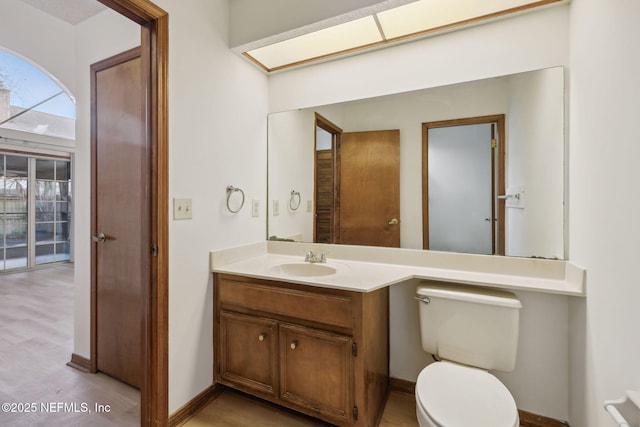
[244, 0, 565, 72]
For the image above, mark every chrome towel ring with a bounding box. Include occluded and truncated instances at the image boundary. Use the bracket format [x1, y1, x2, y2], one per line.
[289, 190, 301, 211]
[226, 185, 245, 213]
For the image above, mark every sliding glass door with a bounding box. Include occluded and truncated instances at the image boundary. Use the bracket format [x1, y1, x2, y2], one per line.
[0, 153, 71, 271]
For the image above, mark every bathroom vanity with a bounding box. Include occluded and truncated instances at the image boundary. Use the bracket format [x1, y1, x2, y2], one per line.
[213, 272, 389, 427]
[210, 241, 585, 426]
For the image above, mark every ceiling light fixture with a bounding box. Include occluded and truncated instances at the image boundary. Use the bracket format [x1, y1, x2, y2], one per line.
[243, 0, 566, 73]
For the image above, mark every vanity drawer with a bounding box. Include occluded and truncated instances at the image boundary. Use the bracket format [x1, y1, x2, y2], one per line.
[218, 276, 354, 330]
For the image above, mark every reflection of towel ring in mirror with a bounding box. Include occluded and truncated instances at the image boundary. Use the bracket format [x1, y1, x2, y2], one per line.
[226, 186, 245, 213]
[289, 190, 301, 211]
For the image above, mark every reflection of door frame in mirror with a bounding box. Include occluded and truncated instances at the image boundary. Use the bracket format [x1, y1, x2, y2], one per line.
[422, 114, 505, 255]
[314, 113, 342, 243]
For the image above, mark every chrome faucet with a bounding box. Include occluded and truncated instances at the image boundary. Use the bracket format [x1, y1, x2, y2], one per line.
[304, 251, 326, 263]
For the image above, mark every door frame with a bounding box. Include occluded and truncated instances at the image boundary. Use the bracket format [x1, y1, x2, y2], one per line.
[422, 114, 505, 255]
[93, 1, 168, 425]
[313, 113, 342, 243]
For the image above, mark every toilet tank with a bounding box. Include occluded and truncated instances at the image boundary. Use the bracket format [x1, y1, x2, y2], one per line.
[416, 282, 522, 372]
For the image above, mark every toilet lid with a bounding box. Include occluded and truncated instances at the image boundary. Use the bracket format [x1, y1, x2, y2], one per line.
[416, 361, 518, 427]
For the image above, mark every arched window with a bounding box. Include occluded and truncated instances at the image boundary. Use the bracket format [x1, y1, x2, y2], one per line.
[0, 48, 75, 140]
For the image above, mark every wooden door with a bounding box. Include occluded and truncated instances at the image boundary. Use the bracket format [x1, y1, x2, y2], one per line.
[91, 47, 147, 388]
[315, 150, 334, 243]
[218, 311, 278, 398]
[279, 323, 353, 424]
[340, 130, 400, 247]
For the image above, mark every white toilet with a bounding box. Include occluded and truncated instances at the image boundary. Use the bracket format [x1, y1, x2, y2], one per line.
[415, 283, 522, 427]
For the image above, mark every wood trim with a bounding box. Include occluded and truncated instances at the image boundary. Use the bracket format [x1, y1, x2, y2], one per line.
[94, 1, 169, 426]
[168, 384, 224, 427]
[519, 410, 570, 427]
[422, 114, 506, 255]
[389, 377, 415, 395]
[66, 353, 94, 373]
[313, 113, 343, 244]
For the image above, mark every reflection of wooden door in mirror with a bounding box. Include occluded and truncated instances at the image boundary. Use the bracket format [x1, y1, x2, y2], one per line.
[422, 115, 505, 255]
[339, 130, 400, 247]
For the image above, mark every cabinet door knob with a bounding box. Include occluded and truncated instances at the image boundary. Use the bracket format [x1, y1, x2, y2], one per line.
[258, 333, 266, 342]
[290, 341, 298, 350]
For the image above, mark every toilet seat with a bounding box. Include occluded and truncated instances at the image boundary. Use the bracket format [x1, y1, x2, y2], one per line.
[416, 361, 519, 427]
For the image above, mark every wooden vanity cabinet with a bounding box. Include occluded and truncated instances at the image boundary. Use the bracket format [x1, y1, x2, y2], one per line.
[213, 273, 389, 427]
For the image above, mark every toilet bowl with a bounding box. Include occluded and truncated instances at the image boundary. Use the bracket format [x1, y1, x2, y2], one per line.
[415, 361, 519, 427]
[414, 283, 523, 427]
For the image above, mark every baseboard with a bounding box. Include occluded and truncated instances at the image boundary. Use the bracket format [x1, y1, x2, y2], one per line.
[389, 377, 415, 395]
[519, 409, 570, 427]
[389, 377, 570, 427]
[169, 383, 224, 427]
[66, 353, 93, 373]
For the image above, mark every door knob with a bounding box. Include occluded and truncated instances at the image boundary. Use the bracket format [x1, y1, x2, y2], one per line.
[290, 341, 298, 350]
[258, 333, 266, 342]
[388, 218, 399, 225]
[92, 232, 106, 243]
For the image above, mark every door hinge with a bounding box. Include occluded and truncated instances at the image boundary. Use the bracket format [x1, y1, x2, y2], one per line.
[491, 138, 497, 148]
[151, 244, 158, 257]
[352, 342, 357, 357]
[353, 405, 359, 421]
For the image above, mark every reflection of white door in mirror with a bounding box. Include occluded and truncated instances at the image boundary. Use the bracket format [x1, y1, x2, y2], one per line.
[423, 115, 505, 255]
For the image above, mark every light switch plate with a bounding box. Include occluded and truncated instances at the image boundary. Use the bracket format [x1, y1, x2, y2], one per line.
[273, 200, 280, 216]
[174, 198, 192, 220]
[252, 199, 260, 217]
[307, 200, 313, 212]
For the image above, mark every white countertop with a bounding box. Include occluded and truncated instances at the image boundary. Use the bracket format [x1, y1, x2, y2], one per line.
[210, 241, 586, 296]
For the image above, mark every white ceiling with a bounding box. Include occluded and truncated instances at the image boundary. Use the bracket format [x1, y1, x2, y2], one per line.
[16, 0, 107, 25]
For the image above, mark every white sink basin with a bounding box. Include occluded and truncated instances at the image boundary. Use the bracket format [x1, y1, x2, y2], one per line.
[269, 262, 337, 277]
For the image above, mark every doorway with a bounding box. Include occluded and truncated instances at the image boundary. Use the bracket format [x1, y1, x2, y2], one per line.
[90, 1, 168, 425]
[314, 113, 342, 243]
[422, 115, 505, 255]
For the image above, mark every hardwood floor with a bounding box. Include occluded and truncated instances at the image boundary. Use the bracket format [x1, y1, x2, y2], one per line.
[0, 263, 568, 427]
[180, 386, 572, 427]
[181, 388, 419, 427]
[0, 264, 139, 426]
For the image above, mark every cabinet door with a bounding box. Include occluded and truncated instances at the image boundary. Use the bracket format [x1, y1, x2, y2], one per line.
[279, 323, 353, 424]
[219, 311, 278, 397]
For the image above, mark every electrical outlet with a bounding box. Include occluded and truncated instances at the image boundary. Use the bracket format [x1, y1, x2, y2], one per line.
[273, 200, 280, 216]
[173, 198, 192, 220]
[252, 200, 260, 217]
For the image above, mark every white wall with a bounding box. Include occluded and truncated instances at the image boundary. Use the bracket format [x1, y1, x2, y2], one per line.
[269, 5, 569, 113]
[3, 0, 269, 416]
[506, 67, 565, 259]
[267, 108, 316, 241]
[267, 5, 572, 421]
[568, 0, 640, 426]
[151, 0, 269, 414]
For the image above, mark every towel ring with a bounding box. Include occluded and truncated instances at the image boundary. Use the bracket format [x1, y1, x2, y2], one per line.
[289, 190, 301, 211]
[226, 186, 245, 213]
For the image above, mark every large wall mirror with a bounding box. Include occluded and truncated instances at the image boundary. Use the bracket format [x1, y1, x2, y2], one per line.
[268, 67, 565, 259]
